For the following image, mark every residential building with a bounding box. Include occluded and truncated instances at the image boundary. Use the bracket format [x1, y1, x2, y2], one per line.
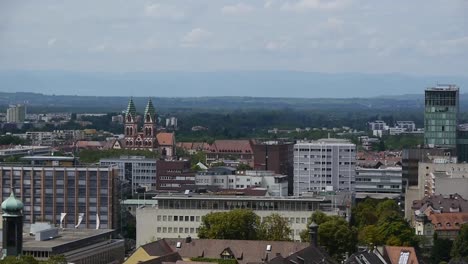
[293, 138, 356, 195]
[136, 194, 346, 245]
[165, 117, 178, 129]
[6, 104, 26, 123]
[396, 121, 416, 132]
[206, 140, 254, 167]
[355, 166, 402, 199]
[401, 148, 454, 187]
[156, 160, 195, 192]
[21, 225, 125, 263]
[417, 161, 468, 198]
[368, 121, 387, 131]
[414, 212, 468, 244]
[424, 85, 459, 148]
[195, 168, 288, 196]
[0, 162, 119, 229]
[252, 140, 294, 195]
[100, 156, 157, 193]
[347, 246, 420, 264]
[126, 238, 335, 264]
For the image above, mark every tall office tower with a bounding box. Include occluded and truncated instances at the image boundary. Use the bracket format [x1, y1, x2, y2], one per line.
[6, 104, 26, 123]
[424, 85, 459, 148]
[0, 162, 118, 229]
[293, 138, 356, 195]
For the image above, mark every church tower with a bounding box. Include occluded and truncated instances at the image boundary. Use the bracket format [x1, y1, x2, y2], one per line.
[143, 99, 157, 148]
[124, 98, 138, 148]
[2, 190, 24, 257]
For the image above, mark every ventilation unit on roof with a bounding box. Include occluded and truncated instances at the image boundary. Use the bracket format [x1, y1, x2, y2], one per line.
[176, 242, 181, 248]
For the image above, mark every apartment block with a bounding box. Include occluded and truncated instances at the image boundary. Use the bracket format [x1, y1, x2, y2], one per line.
[156, 160, 195, 192]
[355, 166, 402, 198]
[293, 139, 356, 195]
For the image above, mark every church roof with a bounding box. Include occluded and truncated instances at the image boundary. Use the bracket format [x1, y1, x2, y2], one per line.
[2, 191, 24, 216]
[126, 98, 137, 117]
[144, 99, 156, 117]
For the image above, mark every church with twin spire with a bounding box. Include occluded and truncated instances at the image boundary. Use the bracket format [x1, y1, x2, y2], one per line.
[113, 98, 175, 157]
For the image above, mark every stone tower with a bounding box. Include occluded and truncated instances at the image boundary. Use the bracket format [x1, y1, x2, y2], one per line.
[2, 191, 24, 257]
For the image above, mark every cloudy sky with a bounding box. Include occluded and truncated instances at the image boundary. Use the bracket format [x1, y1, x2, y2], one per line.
[0, 0, 467, 75]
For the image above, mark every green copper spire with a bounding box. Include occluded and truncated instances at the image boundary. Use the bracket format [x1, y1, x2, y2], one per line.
[144, 98, 156, 118]
[126, 97, 137, 117]
[2, 191, 24, 216]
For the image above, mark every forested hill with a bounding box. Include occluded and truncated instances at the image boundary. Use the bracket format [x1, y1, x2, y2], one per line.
[0, 92, 427, 113]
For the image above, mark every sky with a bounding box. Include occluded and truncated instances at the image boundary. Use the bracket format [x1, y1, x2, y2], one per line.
[0, 0, 467, 76]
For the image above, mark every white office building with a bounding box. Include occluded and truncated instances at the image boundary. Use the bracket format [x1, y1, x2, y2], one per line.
[294, 139, 356, 195]
[136, 194, 344, 246]
[355, 166, 402, 198]
[195, 168, 288, 197]
[100, 156, 156, 193]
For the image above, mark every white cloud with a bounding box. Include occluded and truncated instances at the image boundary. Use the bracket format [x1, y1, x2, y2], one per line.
[144, 3, 185, 20]
[181, 28, 212, 47]
[221, 3, 254, 15]
[264, 0, 274, 8]
[47, 38, 57, 46]
[281, 0, 351, 12]
[265, 39, 289, 51]
[88, 43, 108, 52]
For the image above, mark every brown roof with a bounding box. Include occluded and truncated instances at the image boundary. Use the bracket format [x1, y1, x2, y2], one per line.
[429, 213, 468, 231]
[157, 133, 175, 146]
[165, 238, 309, 264]
[412, 193, 468, 213]
[75, 141, 105, 148]
[383, 246, 419, 264]
[209, 140, 253, 154]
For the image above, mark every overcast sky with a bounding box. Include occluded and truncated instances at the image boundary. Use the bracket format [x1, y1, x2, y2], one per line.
[0, 0, 467, 75]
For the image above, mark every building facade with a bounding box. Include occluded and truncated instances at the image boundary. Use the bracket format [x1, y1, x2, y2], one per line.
[156, 160, 195, 192]
[123, 98, 157, 150]
[100, 156, 157, 193]
[293, 139, 356, 195]
[136, 195, 340, 246]
[0, 164, 119, 229]
[252, 140, 294, 195]
[6, 104, 26, 123]
[424, 85, 459, 148]
[355, 166, 402, 197]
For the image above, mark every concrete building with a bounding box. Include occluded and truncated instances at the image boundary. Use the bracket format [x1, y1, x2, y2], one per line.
[355, 166, 402, 198]
[424, 85, 459, 148]
[136, 194, 345, 246]
[6, 104, 26, 123]
[0, 162, 119, 229]
[293, 139, 356, 195]
[100, 156, 157, 193]
[156, 160, 195, 192]
[252, 140, 294, 195]
[368, 121, 387, 131]
[396, 121, 416, 132]
[19, 226, 125, 263]
[417, 161, 468, 198]
[0, 146, 52, 159]
[195, 168, 288, 196]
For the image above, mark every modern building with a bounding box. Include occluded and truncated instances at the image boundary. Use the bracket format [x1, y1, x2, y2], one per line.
[368, 121, 387, 131]
[424, 85, 459, 148]
[252, 140, 294, 195]
[195, 168, 288, 197]
[0, 162, 119, 229]
[293, 139, 356, 195]
[20, 226, 125, 263]
[457, 123, 468, 163]
[0, 146, 52, 160]
[396, 121, 416, 132]
[136, 194, 345, 246]
[156, 160, 195, 192]
[355, 166, 402, 198]
[417, 161, 468, 198]
[100, 156, 157, 193]
[6, 104, 26, 123]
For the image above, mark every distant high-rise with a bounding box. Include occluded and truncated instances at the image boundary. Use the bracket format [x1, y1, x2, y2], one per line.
[6, 104, 26, 123]
[424, 85, 459, 148]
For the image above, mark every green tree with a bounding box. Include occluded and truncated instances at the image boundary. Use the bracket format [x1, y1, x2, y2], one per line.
[451, 223, 468, 261]
[318, 216, 357, 262]
[299, 210, 332, 242]
[376, 213, 417, 247]
[190, 151, 207, 167]
[236, 163, 253, 171]
[358, 225, 384, 246]
[431, 238, 453, 264]
[198, 209, 260, 240]
[259, 213, 292, 241]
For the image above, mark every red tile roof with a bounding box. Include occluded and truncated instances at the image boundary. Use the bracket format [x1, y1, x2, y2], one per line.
[157, 133, 175, 146]
[429, 212, 468, 231]
[209, 140, 253, 153]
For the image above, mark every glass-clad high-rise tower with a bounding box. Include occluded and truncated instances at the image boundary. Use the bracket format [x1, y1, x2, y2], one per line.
[424, 85, 459, 148]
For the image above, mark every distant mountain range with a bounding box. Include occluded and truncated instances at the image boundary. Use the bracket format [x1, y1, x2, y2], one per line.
[1, 70, 468, 113]
[1, 70, 467, 98]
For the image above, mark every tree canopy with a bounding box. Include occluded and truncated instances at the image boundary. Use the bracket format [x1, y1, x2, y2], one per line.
[451, 223, 468, 261]
[0, 255, 66, 264]
[258, 213, 292, 241]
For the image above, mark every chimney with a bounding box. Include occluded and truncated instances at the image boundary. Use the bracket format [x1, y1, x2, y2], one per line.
[309, 222, 318, 247]
[185, 236, 192, 243]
